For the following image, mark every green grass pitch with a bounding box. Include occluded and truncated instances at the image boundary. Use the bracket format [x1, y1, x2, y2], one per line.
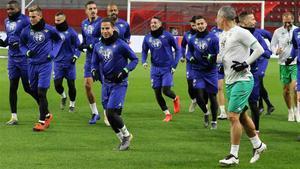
[0, 48, 299, 169]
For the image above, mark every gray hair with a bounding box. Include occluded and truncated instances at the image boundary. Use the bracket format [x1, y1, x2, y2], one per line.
[218, 6, 236, 21]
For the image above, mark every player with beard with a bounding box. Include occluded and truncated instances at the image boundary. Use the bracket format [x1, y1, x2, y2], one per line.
[1, 0, 39, 125]
[92, 18, 138, 150]
[238, 11, 272, 134]
[188, 15, 219, 129]
[181, 16, 197, 112]
[107, 3, 130, 43]
[142, 16, 181, 122]
[271, 12, 298, 122]
[79, 1, 102, 124]
[20, 5, 60, 131]
[53, 12, 81, 113]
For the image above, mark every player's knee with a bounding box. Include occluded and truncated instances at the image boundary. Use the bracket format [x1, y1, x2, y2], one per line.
[162, 87, 170, 95]
[228, 113, 239, 123]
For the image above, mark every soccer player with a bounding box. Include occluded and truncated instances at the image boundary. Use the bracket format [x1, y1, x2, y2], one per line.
[271, 12, 298, 121]
[238, 11, 272, 134]
[256, 29, 275, 115]
[107, 3, 131, 43]
[141, 16, 181, 122]
[181, 16, 197, 112]
[20, 5, 59, 131]
[211, 26, 227, 120]
[80, 1, 102, 124]
[289, 19, 300, 122]
[188, 15, 219, 129]
[91, 18, 138, 150]
[216, 6, 267, 166]
[0, 0, 39, 125]
[53, 12, 81, 112]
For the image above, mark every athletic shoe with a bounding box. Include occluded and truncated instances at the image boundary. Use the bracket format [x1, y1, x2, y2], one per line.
[89, 114, 100, 124]
[188, 101, 197, 112]
[288, 111, 295, 121]
[173, 96, 180, 114]
[119, 134, 133, 151]
[44, 114, 53, 128]
[6, 117, 18, 125]
[103, 112, 110, 126]
[204, 114, 209, 128]
[33, 123, 46, 131]
[163, 114, 172, 122]
[60, 97, 67, 110]
[69, 106, 75, 113]
[295, 110, 300, 122]
[217, 114, 227, 120]
[250, 142, 267, 163]
[266, 106, 274, 115]
[219, 154, 239, 166]
[210, 121, 217, 130]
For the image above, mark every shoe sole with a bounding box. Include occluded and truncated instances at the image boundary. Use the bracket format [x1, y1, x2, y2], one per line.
[220, 162, 238, 167]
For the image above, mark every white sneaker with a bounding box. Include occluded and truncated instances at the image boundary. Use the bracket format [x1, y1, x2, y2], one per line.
[217, 113, 227, 120]
[188, 101, 197, 112]
[288, 111, 295, 121]
[250, 143, 267, 163]
[219, 154, 239, 166]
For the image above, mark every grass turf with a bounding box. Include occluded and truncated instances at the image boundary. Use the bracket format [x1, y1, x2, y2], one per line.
[0, 48, 299, 169]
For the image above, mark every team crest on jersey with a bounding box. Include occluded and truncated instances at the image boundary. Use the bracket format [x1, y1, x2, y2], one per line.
[149, 37, 162, 49]
[6, 21, 16, 33]
[33, 32, 45, 43]
[195, 39, 208, 50]
[99, 47, 113, 62]
[86, 25, 94, 35]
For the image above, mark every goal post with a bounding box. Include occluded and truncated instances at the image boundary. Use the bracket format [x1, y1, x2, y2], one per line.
[127, 0, 265, 35]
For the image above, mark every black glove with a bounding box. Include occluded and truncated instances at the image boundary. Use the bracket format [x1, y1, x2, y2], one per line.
[0, 39, 7, 47]
[26, 50, 35, 58]
[87, 44, 93, 53]
[71, 56, 78, 64]
[285, 57, 294, 66]
[231, 61, 248, 72]
[218, 64, 224, 74]
[11, 42, 19, 50]
[78, 44, 87, 52]
[91, 69, 100, 82]
[113, 68, 128, 83]
[189, 56, 198, 64]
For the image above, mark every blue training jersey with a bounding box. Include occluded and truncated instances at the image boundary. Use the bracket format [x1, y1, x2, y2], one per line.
[250, 29, 272, 74]
[92, 38, 138, 80]
[4, 13, 30, 57]
[54, 27, 81, 64]
[141, 30, 181, 68]
[114, 18, 131, 43]
[20, 24, 61, 64]
[291, 28, 300, 62]
[181, 30, 196, 61]
[188, 32, 219, 70]
[81, 17, 102, 49]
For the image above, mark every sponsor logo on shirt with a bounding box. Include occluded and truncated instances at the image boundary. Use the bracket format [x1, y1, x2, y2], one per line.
[33, 31, 45, 43]
[6, 21, 16, 33]
[149, 37, 162, 49]
[99, 47, 113, 62]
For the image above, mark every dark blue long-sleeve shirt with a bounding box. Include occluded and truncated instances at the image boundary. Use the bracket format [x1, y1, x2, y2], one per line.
[20, 24, 60, 64]
[181, 30, 195, 61]
[54, 27, 81, 64]
[141, 30, 181, 68]
[81, 17, 102, 48]
[115, 18, 131, 43]
[92, 39, 138, 80]
[188, 32, 219, 70]
[4, 14, 30, 57]
[291, 28, 300, 62]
